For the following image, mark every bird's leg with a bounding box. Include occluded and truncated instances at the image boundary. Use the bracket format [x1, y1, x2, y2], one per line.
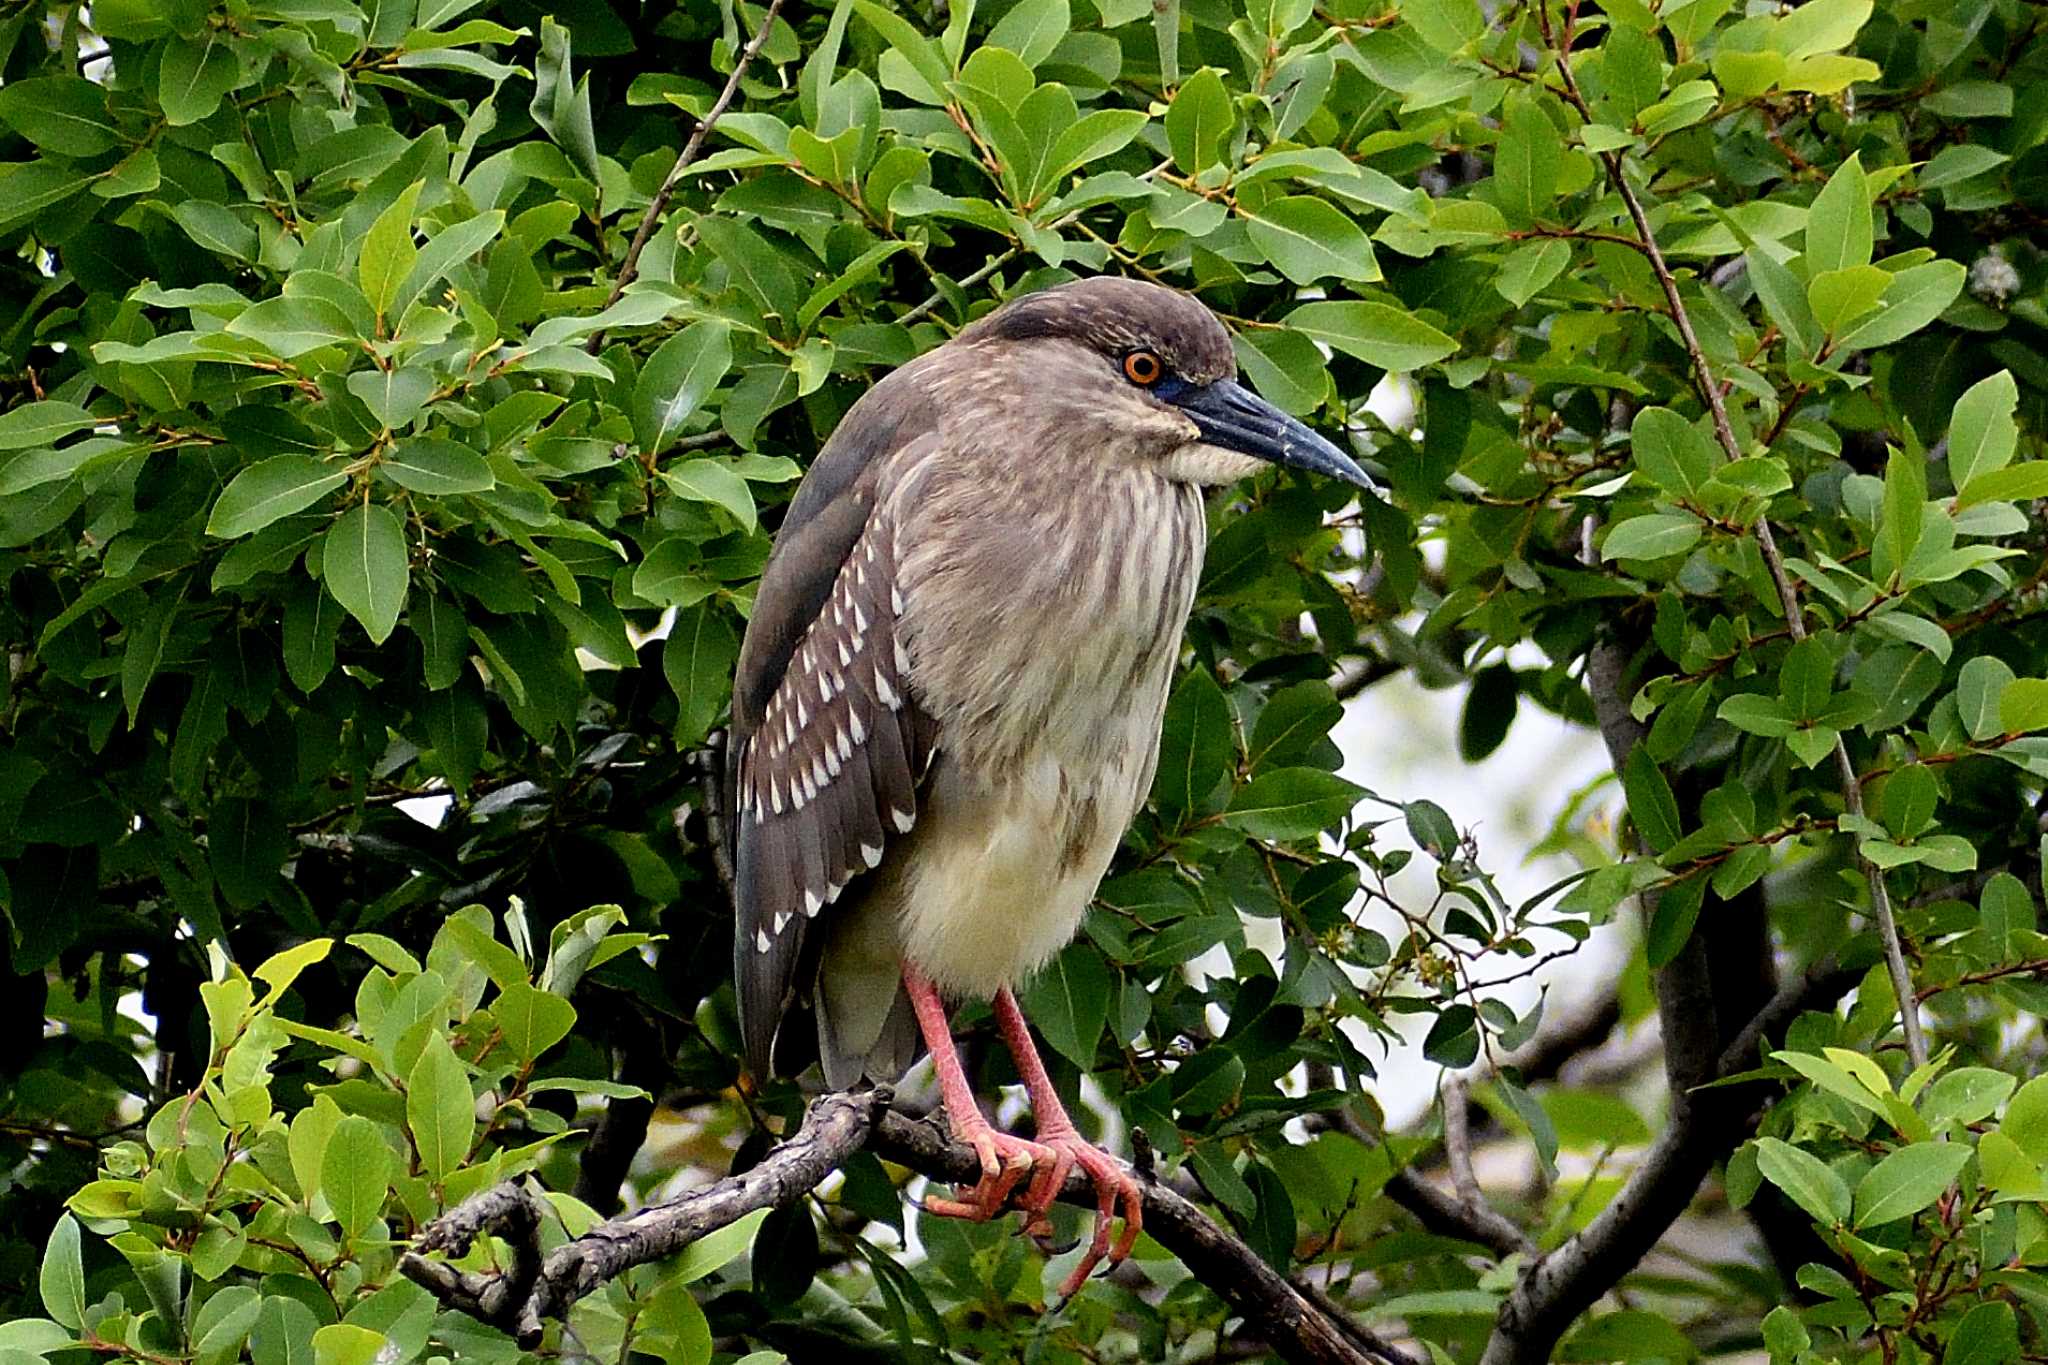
[902, 963, 1052, 1223]
[991, 987, 1144, 1297]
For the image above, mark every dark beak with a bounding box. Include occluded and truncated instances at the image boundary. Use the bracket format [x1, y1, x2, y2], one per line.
[1172, 379, 1375, 489]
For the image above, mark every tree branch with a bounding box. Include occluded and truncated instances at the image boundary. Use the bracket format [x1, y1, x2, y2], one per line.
[1480, 955, 1858, 1364]
[1540, 19, 1927, 1071]
[403, 1087, 888, 1346]
[584, 0, 787, 356]
[868, 1111, 1384, 1365]
[407, 1092, 1387, 1365]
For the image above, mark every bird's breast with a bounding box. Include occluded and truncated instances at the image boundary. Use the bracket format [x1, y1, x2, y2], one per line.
[872, 462, 1208, 996]
[895, 465, 1206, 782]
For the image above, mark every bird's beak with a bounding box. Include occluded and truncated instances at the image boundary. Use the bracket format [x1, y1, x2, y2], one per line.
[1172, 379, 1375, 489]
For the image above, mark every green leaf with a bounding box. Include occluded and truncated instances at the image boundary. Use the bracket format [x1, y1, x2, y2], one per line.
[347, 367, 435, 430]
[1747, 247, 1819, 359]
[1832, 260, 1966, 351]
[1245, 196, 1379, 285]
[227, 296, 359, 357]
[323, 504, 410, 645]
[1493, 93, 1560, 223]
[251, 1297, 319, 1365]
[1947, 370, 2018, 492]
[0, 76, 120, 156]
[1622, 748, 1681, 853]
[1630, 407, 1717, 500]
[312, 1324, 385, 1365]
[1601, 512, 1702, 561]
[1154, 667, 1234, 817]
[1948, 1302, 2021, 1365]
[1753, 1136, 1851, 1226]
[1017, 943, 1112, 1068]
[1771, 0, 1872, 59]
[382, 438, 494, 495]
[1222, 767, 1365, 840]
[38, 1215, 83, 1331]
[662, 602, 739, 746]
[360, 181, 425, 324]
[321, 1116, 394, 1240]
[1494, 238, 1570, 306]
[1879, 444, 1925, 580]
[635, 321, 735, 455]
[1284, 301, 1457, 371]
[1405, 798, 1459, 858]
[1165, 68, 1235, 173]
[660, 459, 758, 533]
[406, 1033, 475, 1183]
[159, 31, 242, 126]
[1645, 874, 1705, 967]
[1807, 264, 1890, 334]
[1852, 1141, 1970, 1227]
[1957, 461, 2048, 510]
[1999, 678, 2048, 735]
[986, 0, 1070, 67]
[0, 401, 97, 452]
[495, 981, 576, 1063]
[209, 458, 347, 538]
[670, 1208, 772, 1286]
[1805, 151, 1871, 274]
[1956, 655, 2015, 741]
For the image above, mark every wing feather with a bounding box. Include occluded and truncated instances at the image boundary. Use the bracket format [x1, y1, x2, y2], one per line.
[731, 500, 933, 1079]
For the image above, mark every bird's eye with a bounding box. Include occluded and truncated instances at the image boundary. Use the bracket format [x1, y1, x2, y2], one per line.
[1122, 350, 1164, 386]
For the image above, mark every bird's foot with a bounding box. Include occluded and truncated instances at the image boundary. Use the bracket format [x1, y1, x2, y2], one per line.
[1017, 1126, 1143, 1299]
[923, 1121, 1053, 1223]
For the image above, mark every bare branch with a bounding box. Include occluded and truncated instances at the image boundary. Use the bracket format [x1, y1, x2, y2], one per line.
[1441, 1075, 1482, 1210]
[584, 0, 788, 356]
[408, 1090, 1382, 1365]
[404, 1087, 888, 1347]
[868, 1110, 1381, 1365]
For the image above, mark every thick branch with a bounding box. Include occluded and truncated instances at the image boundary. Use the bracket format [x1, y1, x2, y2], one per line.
[868, 1111, 1385, 1365]
[1482, 956, 1857, 1363]
[408, 1091, 1385, 1365]
[403, 1087, 887, 1346]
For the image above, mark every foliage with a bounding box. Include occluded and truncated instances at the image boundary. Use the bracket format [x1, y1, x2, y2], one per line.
[1, 0, 2047, 1359]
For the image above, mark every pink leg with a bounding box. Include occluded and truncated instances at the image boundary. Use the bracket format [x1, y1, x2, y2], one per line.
[992, 988, 1145, 1296]
[902, 963, 1051, 1223]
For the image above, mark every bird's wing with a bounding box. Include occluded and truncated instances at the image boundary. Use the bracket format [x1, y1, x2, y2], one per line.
[729, 387, 940, 1082]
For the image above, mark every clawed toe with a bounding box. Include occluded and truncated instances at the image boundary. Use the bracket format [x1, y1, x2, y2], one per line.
[921, 1126, 1144, 1297]
[924, 1127, 1051, 1223]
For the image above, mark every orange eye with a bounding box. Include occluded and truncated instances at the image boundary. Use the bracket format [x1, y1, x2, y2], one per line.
[1122, 350, 1164, 386]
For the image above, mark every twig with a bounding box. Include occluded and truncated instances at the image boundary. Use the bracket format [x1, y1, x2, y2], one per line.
[1546, 18, 1929, 1072]
[894, 159, 1177, 328]
[584, 0, 788, 356]
[1441, 1076, 1484, 1209]
[897, 249, 1018, 327]
[1289, 1275, 1428, 1365]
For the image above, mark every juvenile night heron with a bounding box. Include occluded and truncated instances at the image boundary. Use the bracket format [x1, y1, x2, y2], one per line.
[729, 276, 1371, 1291]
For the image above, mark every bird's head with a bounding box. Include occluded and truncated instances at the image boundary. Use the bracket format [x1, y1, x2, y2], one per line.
[954, 276, 1375, 491]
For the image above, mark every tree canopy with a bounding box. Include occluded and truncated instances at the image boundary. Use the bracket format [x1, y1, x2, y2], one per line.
[2, 0, 2047, 1360]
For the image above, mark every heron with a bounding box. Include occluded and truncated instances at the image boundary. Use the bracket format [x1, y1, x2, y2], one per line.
[728, 275, 1372, 1294]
